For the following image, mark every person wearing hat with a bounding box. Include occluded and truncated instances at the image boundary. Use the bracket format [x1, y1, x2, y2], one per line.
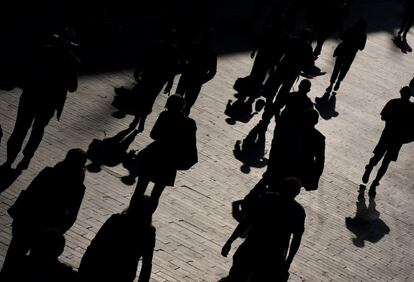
[1, 28, 80, 171]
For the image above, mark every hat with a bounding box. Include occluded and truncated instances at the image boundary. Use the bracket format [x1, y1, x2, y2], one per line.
[52, 28, 79, 48]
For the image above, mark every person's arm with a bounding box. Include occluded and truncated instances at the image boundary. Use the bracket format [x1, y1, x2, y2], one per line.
[221, 212, 253, 257]
[284, 232, 303, 270]
[315, 136, 326, 178]
[150, 112, 165, 140]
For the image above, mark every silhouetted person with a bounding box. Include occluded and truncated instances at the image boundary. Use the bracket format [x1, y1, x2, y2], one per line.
[3, 229, 80, 282]
[261, 29, 314, 109]
[130, 95, 197, 210]
[362, 86, 414, 197]
[2, 28, 80, 170]
[221, 178, 305, 282]
[79, 195, 155, 282]
[2, 149, 87, 273]
[87, 128, 139, 172]
[345, 186, 390, 247]
[260, 79, 314, 130]
[225, 96, 265, 124]
[264, 109, 325, 191]
[176, 32, 217, 115]
[326, 18, 367, 93]
[398, 0, 414, 39]
[312, 0, 349, 58]
[234, 14, 289, 96]
[115, 29, 180, 132]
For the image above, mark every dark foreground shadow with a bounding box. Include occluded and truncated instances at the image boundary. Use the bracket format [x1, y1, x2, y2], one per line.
[0, 166, 22, 193]
[345, 185, 390, 247]
[314, 92, 339, 120]
[87, 128, 139, 173]
[392, 35, 413, 54]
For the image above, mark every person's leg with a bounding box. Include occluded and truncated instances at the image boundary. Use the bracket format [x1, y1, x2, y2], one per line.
[175, 74, 188, 96]
[150, 183, 167, 211]
[131, 176, 151, 202]
[327, 56, 343, 92]
[369, 156, 392, 197]
[362, 150, 384, 184]
[250, 51, 272, 84]
[183, 82, 202, 115]
[403, 16, 414, 37]
[335, 55, 355, 91]
[5, 95, 35, 166]
[19, 111, 53, 170]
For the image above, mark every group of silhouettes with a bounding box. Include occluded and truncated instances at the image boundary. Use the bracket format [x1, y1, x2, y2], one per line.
[1, 0, 414, 281]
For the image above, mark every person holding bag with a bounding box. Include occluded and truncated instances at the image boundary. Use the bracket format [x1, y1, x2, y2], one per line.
[130, 94, 198, 211]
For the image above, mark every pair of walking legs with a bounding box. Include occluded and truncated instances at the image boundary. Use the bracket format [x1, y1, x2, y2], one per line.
[326, 55, 355, 93]
[362, 152, 393, 197]
[398, 15, 414, 38]
[130, 176, 166, 211]
[4, 94, 54, 170]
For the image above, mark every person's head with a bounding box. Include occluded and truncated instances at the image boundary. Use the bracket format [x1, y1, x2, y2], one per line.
[400, 86, 413, 100]
[124, 195, 154, 225]
[298, 79, 312, 94]
[278, 177, 302, 199]
[64, 148, 87, 169]
[31, 229, 65, 260]
[301, 108, 319, 127]
[166, 94, 185, 113]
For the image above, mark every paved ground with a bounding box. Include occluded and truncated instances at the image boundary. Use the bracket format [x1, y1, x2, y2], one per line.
[1, 8, 414, 282]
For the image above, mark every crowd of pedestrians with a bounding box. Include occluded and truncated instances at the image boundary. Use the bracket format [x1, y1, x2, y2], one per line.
[0, 0, 414, 281]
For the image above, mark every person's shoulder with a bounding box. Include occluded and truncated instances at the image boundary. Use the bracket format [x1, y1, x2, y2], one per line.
[185, 116, 197, 130]
[291, 200, 306, 217]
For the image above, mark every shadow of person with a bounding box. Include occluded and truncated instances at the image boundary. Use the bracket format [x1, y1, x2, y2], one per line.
[233, 123, 268, 174]
[345, 185, 390, 247]
[301, 64, 326, 79]
[393, 35, 413, 54]
[314, 92, 339, 120]
[87, 128, 139, 173]
[0, 165, 22, 193]
[225, 95, 265, 124]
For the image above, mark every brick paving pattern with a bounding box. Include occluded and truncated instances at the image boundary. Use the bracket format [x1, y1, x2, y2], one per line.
[1, 5, 414, 282]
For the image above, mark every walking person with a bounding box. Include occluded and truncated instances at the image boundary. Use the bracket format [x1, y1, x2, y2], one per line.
[362, 86, 414, 197]
[79, 195, 155, 282]
[1, 149, 87, 274]
[221, 178, 306, 282]
[176, 31, 217, 115]
[1, 28, 80, 170]
[325, 18, 367, 94]
[130, 95, 198, 211]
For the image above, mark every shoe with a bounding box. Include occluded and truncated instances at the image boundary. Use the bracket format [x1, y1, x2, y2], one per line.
[362, 165, 372, 184]
[334, 81, 341, 91]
